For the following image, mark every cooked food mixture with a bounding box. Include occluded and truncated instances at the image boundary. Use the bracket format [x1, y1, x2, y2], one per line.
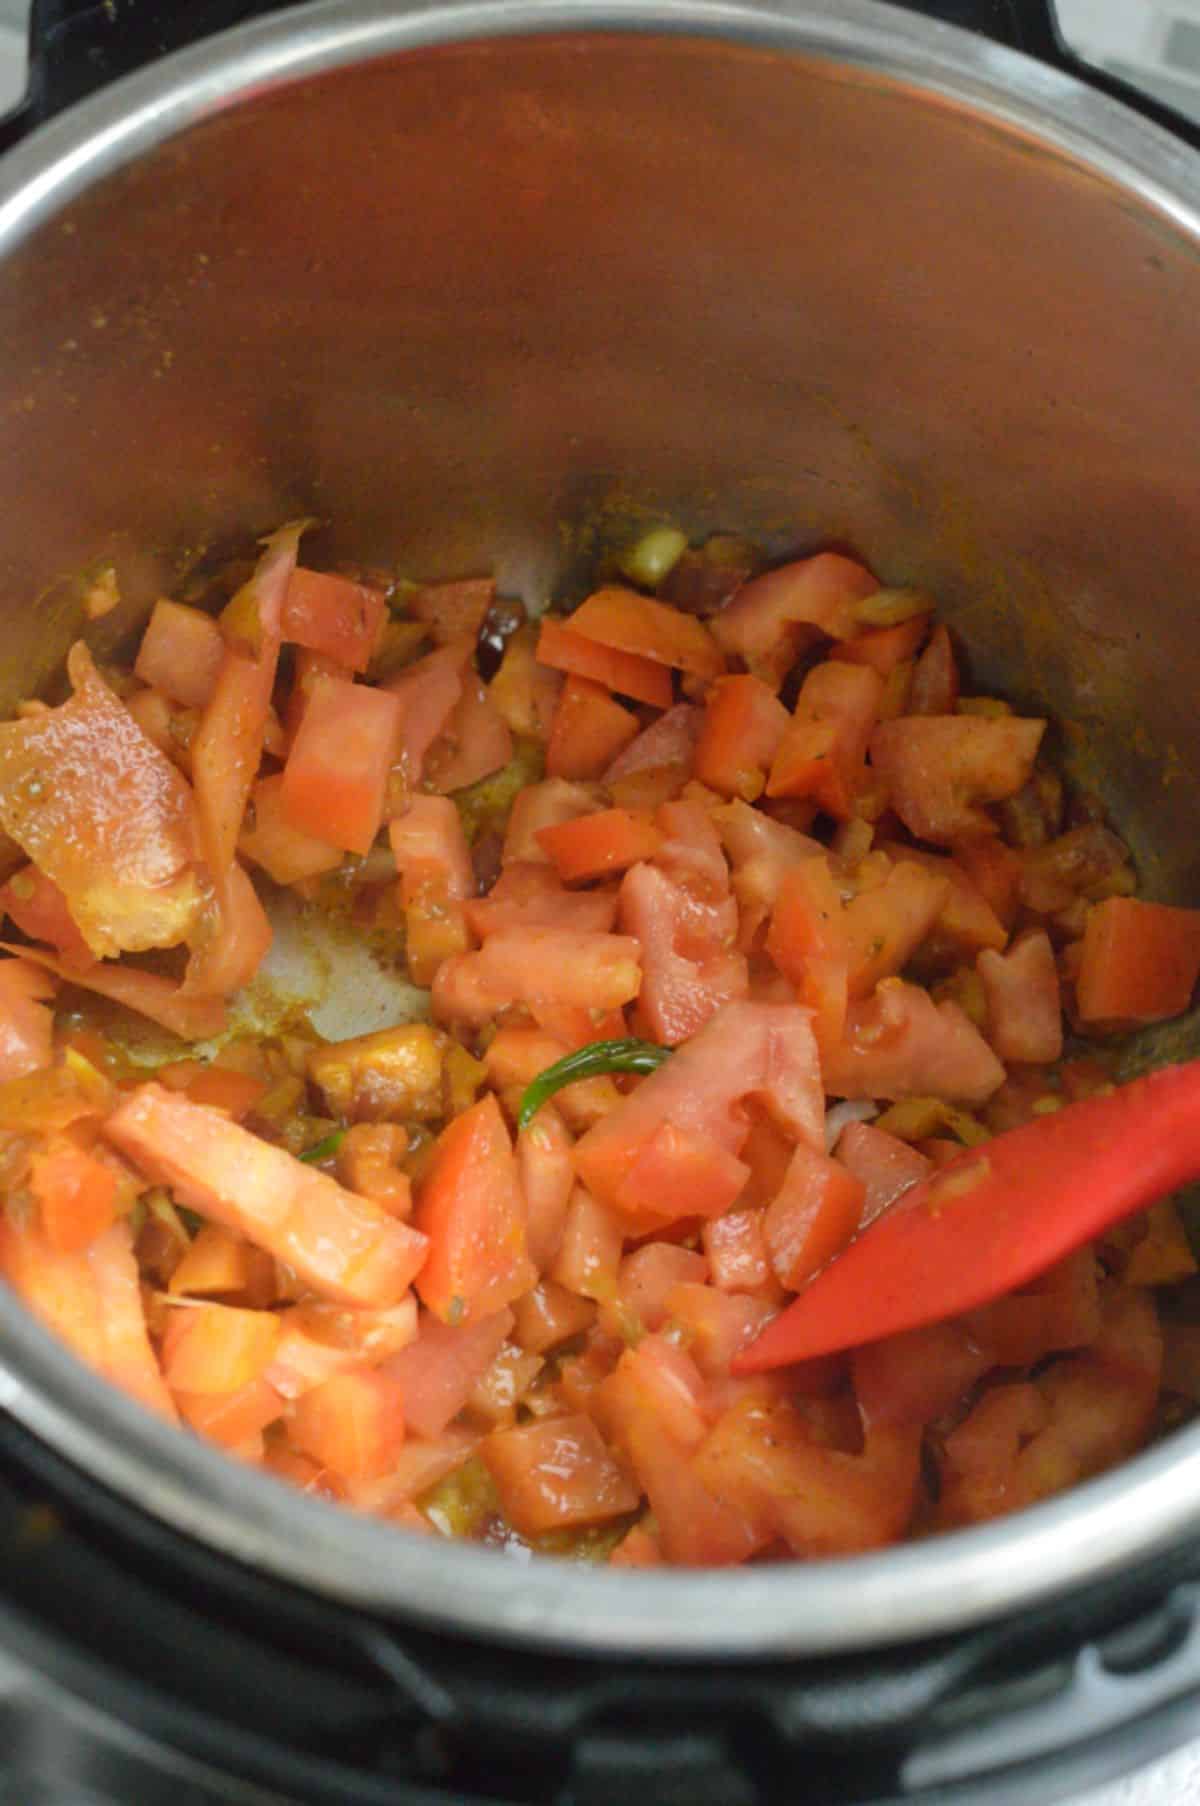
[0, 521, 1198, 1566]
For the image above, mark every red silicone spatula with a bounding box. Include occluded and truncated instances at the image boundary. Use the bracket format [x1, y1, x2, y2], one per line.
[734, 1058, 1200, 1373]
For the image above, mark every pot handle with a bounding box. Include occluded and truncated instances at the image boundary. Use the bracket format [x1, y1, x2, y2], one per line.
[0, 0, 274, 152]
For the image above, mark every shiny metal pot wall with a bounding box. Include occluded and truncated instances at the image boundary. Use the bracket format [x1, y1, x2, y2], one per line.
[1, 0, 1200, 1658]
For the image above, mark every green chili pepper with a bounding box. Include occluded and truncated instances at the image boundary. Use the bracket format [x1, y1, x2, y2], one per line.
[298, 1129, 346, 1165]
[517, 1038, 672, 1132]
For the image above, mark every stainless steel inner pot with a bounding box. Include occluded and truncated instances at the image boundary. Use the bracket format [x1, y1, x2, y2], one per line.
[1, 0, 1199, 1659]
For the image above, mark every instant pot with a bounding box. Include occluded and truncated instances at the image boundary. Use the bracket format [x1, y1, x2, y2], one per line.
[3, 1, 1200, 1799]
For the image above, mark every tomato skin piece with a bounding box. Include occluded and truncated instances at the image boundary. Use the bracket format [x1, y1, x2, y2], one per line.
[0, 644, 204, 958]
[1076, 897, 1200, 1027]
[182, 858, 273, 998]
[539, 808, 661, 886]
[7, 942, 227, 1042]
[106, 1084, 427, 1308]
[536, 618, 674, 710]
[763, 1143, 865, 1291]
[823, 979, 1005, 1105]
[135, 599, 226, 708]
[481, 1413, 640, 1536]
[765, 858, 848, 1057]
[384, 1306, 514, 1437]
[767, 661, 883, 819]
[281, 676, 403, 855]
[835, 1121, 932, 1228]
[0, 866, 96, 970]
[977, 928, 1063, 1064]
[694, 675, 789, 800]
[869, 715, 1046, 845]
[712, 553, 880, 687]
[414, 1094, 535, 1324]
[568, 587, 725, 680]
[0, 956, 55, 1082]
[282, 568, 387, 672]
[545, 675, 639, 781]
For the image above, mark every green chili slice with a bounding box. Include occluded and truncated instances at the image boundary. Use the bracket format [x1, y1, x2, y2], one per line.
[298, 1128, 346, 1165]
[517, 1038, 672, 1131]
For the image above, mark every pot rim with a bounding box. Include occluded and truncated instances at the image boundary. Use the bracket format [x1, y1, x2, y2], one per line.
[3, 0, 1200, 1659]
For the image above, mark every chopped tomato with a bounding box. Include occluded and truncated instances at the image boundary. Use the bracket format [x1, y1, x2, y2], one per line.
[426, 674, 513, 794]
[432, 928, 641, 1027]
[545, 675, 640, 781]
[239, 773, 344, 885]
[952, 837, 1024, 930]
[701, 1209, 771, 1293]
[694, 676, 789, 800]
[502, 777, 605, 866]
[175, 1377, 285, 1448]
[383, 1306, 515, 1437]
[908, 624, 960, 715]
[538, 808, 661, 884]
[466, 861, 616, 939]
[604, 703, 700, 783]
[616, 1120, 750, 1224]
[574, 1000, 823, 1211]
[0, 956, 55, 1082]
[835, 1120, 932, 1227]
[0, 866, 95, 969]
[535, 618, 673, 710]
[414, 1094, 534, 1323]
[29, 1136, 119, 1253]
[489, 624, 562, 739]
[1076, 897, 1200, 1027]
[390, 796, 476, 986]
[767, 661, 884, 819]
[869, 716, 1046, 845]
[830, 615, 929, 677]
[823, 979, 1005, 1104]
[408, 577, 495, 645]
[0, 644, 203, 957]
[765, 857, 848, 1055]
[663, 1282, 776, 1376]
[192, 524, 302, 882]
[841, 860, 949, 996]
[168, 1223, 260, 1296]
[281, 675, 403, 855]
[134, 599, 226, 708]
[384, 640, 471, 793]
[712, 553, 879, 686]
[282, 568, 387, 672]
[606, 1242, 708, 1337]
[162, 1301, 281, 1394]
[763, 1143, 864, 1290]
[620, 860, 747, 1046]
[978, 928, 1062, 1063]
[481, 1413, 640, 1536]
[512, 1279, 597, 1354]
[105, 1084, 428, 1307]
[877, 842, 1008, 955]
[550, 1188, 625, 1300]
[289, 1368, 406, 1483]
[568, 586, 724, 680]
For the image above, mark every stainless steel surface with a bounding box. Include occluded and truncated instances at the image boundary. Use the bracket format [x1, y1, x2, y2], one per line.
[1, 0, 1200, 1660]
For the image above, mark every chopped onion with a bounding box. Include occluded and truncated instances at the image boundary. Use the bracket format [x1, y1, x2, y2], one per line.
[824, 1098, 878, 1154]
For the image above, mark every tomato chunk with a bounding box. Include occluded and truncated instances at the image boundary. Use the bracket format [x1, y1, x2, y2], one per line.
[282, 568, 386, 672]
[977, 928, 1062, 1063]
[823, 979, 1005, 1104]
[545, 676, 640, 781]
[481, 1413, 640, 1536]
[768, 661, 883, 819]
[536, 618, 673, 709]
[0, 956, 55, 1082]
[414, 1094, 535, 1324]
[289, 1368, 406, 1483]
[569, 587, 724, 680]
[713, 553, 879, 686]
[763, 1143, 865, 1290]
[538, 808, 661, 885]
[869, 715, 1045, 844]
[135, 599, 226, 708]
[281, 675, 403, 855]
[1076, 897, 1200, 1027]
[695, 676, 789, 800]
